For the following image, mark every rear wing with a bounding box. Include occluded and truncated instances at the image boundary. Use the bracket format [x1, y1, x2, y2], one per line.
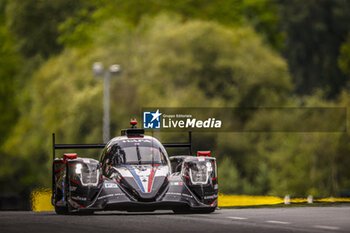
[52, 133, 105, 161]
[162, 131, 192, 155]
[52, 131, 192, 160]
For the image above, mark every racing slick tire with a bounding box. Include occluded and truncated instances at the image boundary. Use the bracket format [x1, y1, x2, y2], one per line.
[54, 205, 69, 215]
[54, 164, 94, 215]
[54, 163, 71, 215]
[55, 205, 94, 215]
[76, 210, 95, 215]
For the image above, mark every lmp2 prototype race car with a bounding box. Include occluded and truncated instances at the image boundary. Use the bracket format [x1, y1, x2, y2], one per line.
[52, 121, 218, 214]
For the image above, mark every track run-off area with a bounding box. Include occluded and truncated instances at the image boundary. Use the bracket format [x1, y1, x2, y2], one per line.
[1, 206, 350, 233]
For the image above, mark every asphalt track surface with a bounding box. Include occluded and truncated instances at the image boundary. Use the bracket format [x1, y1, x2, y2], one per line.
[1, 206, 350, 233]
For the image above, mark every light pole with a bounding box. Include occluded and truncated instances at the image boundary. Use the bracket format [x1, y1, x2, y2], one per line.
[92, 62, 121, 143]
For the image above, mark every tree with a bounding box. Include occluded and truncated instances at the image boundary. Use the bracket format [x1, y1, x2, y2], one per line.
[91, 0, 282, 48]
[2, 14, 292, 193]
[0, 0, 19, 145]
[278, 0, 350, 97]
[338, 33, 350, 78]
[5, 0, 93, 58]
[126, 14, 291, 106]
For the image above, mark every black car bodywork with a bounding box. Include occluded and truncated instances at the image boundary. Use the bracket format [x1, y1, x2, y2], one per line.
[52, 123, 218, 214]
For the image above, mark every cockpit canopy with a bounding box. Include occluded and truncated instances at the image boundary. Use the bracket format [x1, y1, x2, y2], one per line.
[101, 137, 169, 166]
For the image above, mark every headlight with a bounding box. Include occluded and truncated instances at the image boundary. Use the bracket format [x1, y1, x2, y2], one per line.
[206, 161, 213, 172]
[188, 162, 209, 185]
[75, 163, 82, 174]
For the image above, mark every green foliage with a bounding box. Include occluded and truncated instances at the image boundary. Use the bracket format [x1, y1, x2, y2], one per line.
[264, 132, 343, 197]
[5, 0, 92, 58]
[216, 133, 271, 194]
[278, 0, 350, 97]
[240, 0, 283, 49]
[339, 33, 350, 76]
[92, 0, 282, 48]
[0, 0, 19, 144]
[57, 1, 99, 48]
[213, 87, 350, 197]
[127, 14, 291, 106]
[1, 0, 350, 199]
[1, 14, 291, 194]
[218, 157, 240, 193]
[248, 93, 348, 197]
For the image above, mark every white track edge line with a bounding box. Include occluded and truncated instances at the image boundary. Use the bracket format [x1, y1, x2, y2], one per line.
[227, 217, 248, 220]
[313, 225, 340, 230]
[266, 220, 290, 224]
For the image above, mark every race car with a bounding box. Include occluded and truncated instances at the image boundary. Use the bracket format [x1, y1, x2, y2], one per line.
[51, 121, 218, 214]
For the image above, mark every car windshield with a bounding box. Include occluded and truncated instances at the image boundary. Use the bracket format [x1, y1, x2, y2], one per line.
[108, 139, 167, 165]
[123, 146, 166, 164]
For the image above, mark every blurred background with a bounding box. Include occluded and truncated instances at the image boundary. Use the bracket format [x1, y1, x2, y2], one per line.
[1, 0, 350, 210]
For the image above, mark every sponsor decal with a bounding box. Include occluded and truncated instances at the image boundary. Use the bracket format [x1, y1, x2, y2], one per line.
[83, 159, 90, 163]
[104, 183, 119, 188]
[166, 192, 192, 198]
[166, 192, 182, 196]
[214, 184, 218, 189]
[70, 186, 77, 191]
[97, 193, 124, 200]
[143, 109, 162, 129]
[204, 194, 218, 200]
[182, 194, 192, 198]
[170, 182, 183, 186]
[72, 196, 87, 201]
[141, 176, 147, 182]
[122, 139, 151, 143]
[98, 194, 113, 200]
